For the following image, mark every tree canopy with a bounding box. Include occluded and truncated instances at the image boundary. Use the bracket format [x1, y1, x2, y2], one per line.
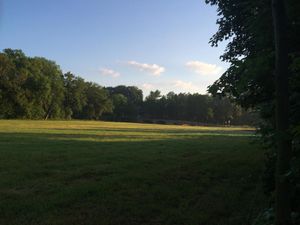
[0, 48, 254, 125]
[205, 0, 300, 224]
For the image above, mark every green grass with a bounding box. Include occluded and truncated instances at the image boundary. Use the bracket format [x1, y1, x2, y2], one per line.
[0, 120, 266, 225]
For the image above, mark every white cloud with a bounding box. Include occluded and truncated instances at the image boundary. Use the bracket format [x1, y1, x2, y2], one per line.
[127, 61, 165, 76]
[186, 61, 223, 75]
[173, 80, 199, 93]
[138, 80, 207, 96]
[100, 68, 120, 78]
[142, 83, 154, 90]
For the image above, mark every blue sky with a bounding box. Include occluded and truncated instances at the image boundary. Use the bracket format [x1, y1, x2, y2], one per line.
[0, 0, 227, 96]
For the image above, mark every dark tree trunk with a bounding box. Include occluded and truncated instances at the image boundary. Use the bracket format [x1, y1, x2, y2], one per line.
[271, 0, 292, 224]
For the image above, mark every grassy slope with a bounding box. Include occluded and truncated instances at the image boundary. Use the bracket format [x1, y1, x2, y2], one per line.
[0, 120, 265, 225]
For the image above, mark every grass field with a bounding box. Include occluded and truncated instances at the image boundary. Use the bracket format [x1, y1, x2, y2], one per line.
[0, 120, 266, 225]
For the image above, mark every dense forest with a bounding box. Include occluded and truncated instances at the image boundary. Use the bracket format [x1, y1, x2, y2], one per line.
[0, 49, 255, 125]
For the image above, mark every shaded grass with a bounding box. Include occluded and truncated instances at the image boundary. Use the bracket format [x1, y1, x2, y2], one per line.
[0, 120, 265, 225]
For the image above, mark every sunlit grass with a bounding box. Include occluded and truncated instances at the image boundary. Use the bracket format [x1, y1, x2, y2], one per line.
[0, 120, 265, 225]
[0, 120, 255, 142]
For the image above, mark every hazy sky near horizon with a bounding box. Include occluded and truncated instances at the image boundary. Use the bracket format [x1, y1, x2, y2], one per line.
[0, 0, 228, 96]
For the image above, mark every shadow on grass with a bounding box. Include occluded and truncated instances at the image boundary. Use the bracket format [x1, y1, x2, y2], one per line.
[0, 131, 264, 225]
[6, 127, 256, 140]
[47, 126, 255, 133]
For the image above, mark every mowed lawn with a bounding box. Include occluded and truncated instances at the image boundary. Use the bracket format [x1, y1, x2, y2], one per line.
[0, 120, 266, 225]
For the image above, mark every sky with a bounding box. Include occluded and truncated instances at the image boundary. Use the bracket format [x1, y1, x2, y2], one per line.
[0, 0, 228, 96]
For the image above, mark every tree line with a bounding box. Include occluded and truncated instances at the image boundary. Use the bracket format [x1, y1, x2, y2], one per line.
[0, 48, 254, 125]
[140, 90, 254, 125]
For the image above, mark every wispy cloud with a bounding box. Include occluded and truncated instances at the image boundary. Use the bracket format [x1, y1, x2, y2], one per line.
[173, 80, 199, 92]
[100, 68, 120, 78]
[186, 61, 223, 75]
[127, 61, 165, 76]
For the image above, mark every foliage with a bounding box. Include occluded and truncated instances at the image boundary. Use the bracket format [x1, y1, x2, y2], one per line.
[0, 49, 65, 119]
[0, 49, 112, 120]
[63, 72, 87, 119]
[106, 85, 143, 121]
[142, 91, 255, 125]
[0, 48, 255, 125]
[81, 82, 113, 120]
[205, 0, 300, 223]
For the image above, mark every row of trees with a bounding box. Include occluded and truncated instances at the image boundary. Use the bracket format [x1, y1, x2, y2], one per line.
[0, 49, 112, 120]
[0, 48, 254, 125]
[142, 90, 255, 125]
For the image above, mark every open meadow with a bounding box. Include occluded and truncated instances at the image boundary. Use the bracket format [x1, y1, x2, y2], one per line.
[0, 120, 266, 225]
